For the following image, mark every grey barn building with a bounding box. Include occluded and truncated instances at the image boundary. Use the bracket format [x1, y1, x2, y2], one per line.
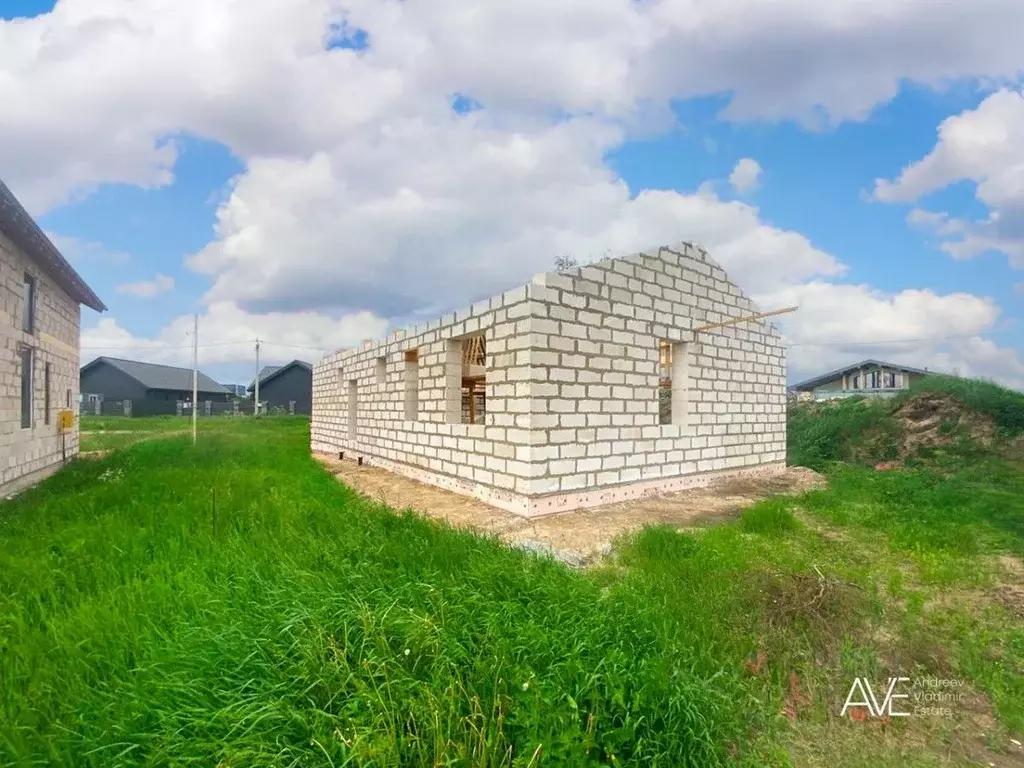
[249, 359, 312, 415]
[80, 357, 231, 412]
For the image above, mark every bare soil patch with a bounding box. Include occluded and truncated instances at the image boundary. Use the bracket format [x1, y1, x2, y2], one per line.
[994, 555, 1024, 620]
[317, 455, 825, 560]
[78, 451, 111, 460]
[894, 392, 997, 455]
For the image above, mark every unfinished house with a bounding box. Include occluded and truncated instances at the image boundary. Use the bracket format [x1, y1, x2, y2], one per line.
[311, 243, 787, 517]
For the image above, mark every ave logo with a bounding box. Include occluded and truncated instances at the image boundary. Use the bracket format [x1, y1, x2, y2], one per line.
[840, 677, 911, 718]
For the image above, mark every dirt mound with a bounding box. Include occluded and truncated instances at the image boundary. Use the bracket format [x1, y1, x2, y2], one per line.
[891, 392, 996, 457]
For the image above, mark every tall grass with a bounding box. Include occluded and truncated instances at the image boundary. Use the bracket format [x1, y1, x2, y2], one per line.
[786, 396, 897, 470]
[4, 389, 1022, 765]
[1, 422, 760, 766]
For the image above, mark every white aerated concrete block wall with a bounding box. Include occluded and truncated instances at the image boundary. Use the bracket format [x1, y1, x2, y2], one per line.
[311, 243, 787, 517]
[311, 284, 543, 514]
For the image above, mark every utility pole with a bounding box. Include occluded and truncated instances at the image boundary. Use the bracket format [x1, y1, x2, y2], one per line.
[191, 313, 198, 445]
[254, 338, 261, 417]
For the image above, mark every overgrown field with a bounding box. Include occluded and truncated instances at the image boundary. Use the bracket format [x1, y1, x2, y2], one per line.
[1, 381, 1022, 766]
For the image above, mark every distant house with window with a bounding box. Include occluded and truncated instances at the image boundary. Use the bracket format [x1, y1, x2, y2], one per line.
[791, 359, 930, 401]
[80, 357, 232, 410]
[0, 178, 106, 496]
[248, 360, 312, 414]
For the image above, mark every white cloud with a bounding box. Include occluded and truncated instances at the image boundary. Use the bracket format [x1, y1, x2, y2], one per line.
[81, 302, 387, 369]
[764, 282, 1024, 388]
[115, 274, 175, 298]
[2, 0, 1022, 388]
[875, 89, 1024, 269]
[187, 132, 842, 321]
[4, 1, 1024, 211]
[728, 158, 762, 194]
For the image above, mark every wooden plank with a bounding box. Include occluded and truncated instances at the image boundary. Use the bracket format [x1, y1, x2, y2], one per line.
[692, 305, 798, 334]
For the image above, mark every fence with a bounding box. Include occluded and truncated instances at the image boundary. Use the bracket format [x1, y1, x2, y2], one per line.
[79, 399, 304, 418]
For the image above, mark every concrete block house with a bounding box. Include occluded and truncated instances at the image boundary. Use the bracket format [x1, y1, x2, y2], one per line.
[311, 242, 788, 517]
[0, 178, 106, 496]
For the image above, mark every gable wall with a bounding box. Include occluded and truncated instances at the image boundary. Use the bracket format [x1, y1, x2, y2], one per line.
[0, 228, 83, 495]
[518, 243, 786, 510]
[258, 366, 313, 414]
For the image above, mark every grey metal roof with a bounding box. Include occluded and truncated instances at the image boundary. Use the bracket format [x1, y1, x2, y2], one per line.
[249, 365, 281, 390]
[82, 356, 230, 395]
[0, 177, 106, 312]
[792, 359, 932, 392]
[249, 360, 312, 391]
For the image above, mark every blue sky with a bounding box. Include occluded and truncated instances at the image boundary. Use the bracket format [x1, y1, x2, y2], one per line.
[3, 0, 1023, 388]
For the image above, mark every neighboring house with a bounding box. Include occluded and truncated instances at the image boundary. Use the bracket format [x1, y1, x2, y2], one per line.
[312, 241, 788, 518]
[80, 357, 232, 406]
[0, 178, 106, 496]
[249, 360, 312, 414]
[791, 359, 930, 401]
[222, 384, 249, 398]
[250, 365, 281, 390]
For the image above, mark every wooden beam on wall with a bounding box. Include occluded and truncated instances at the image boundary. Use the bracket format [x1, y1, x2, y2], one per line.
[692, 305, 798, 334]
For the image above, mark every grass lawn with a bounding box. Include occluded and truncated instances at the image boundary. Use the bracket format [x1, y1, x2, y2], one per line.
[78, 414, 299, 452]
[1, 385, 1021, 765]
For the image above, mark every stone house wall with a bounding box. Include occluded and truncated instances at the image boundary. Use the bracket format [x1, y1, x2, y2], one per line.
[0, 229, 81, 496]
[311, 242, 787, 517]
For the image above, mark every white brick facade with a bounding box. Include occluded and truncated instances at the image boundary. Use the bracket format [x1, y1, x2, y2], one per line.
[0, 229, 82, 496]
[312, 243, 787, 517]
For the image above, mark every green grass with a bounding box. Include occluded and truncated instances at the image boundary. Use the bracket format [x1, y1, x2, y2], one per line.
[786, 396, 898, 471]
[2, 389, 1021, 765]
[1, 422, 763, 766]
[78, 415, 308, 452]
[787, 374, 1024, 472]
[79, 415, 198, 433]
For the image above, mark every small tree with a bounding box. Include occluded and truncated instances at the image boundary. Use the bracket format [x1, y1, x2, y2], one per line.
[553, 253, 579, 271]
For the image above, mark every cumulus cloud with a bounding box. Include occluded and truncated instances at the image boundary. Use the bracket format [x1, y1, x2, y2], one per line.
[115, 274, 175, 298]
[1, 0, 1021, 387]
[728, 158, 762, 193]
[5, 0, 1024, 211]
[81, 302, 387, 369]
[187, 135, 843, 321]
[763, 282, 1024, 388]
[875, 89, 1024, 269]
